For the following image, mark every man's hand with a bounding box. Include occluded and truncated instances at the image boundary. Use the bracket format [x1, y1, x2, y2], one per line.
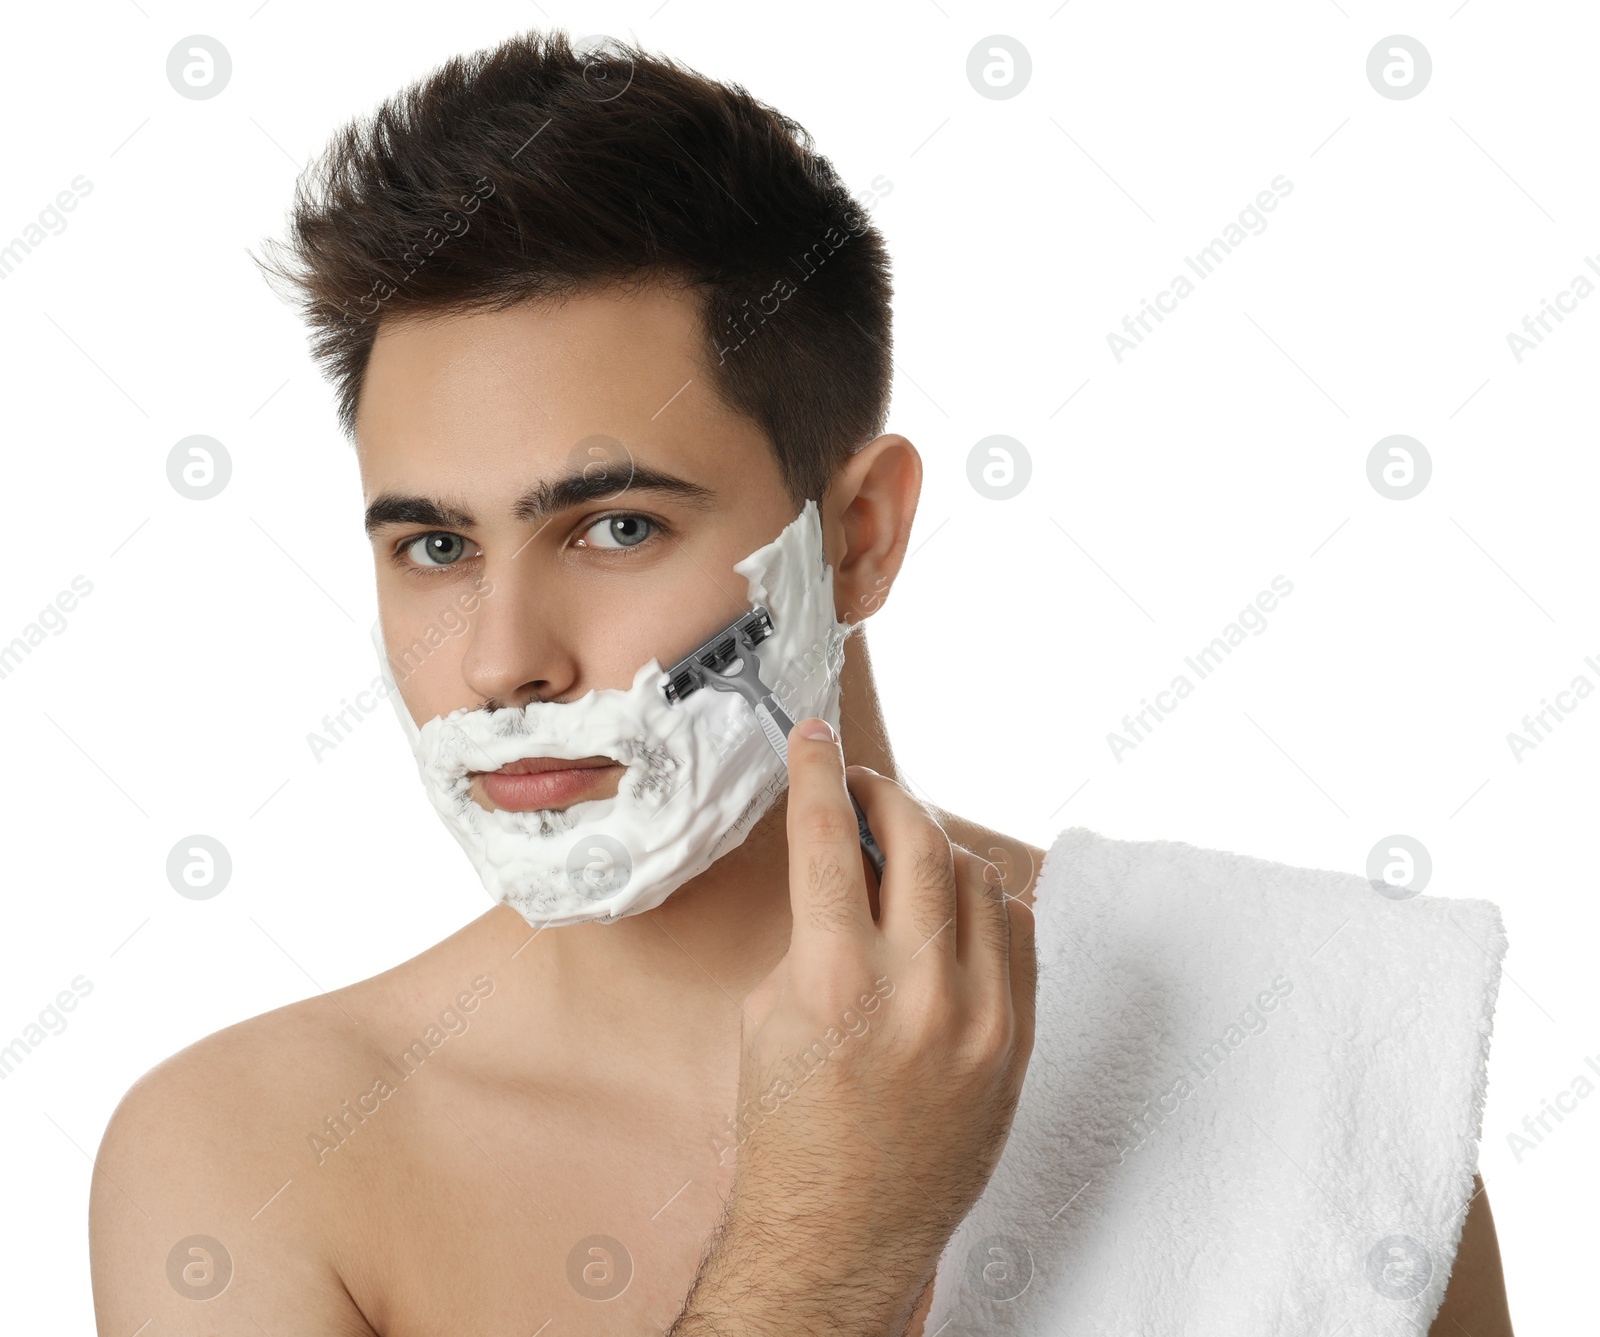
[672, 717, 1038, 1336]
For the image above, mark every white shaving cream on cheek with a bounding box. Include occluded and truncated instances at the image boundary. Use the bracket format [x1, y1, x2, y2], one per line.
[373, 499, 850, 928]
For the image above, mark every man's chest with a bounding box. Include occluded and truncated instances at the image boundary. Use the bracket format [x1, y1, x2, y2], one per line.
[317, 1049, 939, 1336]
[339, 1084, 743, 1334]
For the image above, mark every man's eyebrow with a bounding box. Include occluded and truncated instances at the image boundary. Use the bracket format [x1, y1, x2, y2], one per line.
[364, 495, 475, 537]
[513, 463, 716, 525]
[364, 464, 717, 538]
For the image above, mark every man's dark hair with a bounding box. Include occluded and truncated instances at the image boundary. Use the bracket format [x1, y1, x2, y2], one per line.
[260, 29, 894, 506]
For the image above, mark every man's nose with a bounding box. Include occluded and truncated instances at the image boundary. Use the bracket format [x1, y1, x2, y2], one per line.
[457, 571, 582, 708]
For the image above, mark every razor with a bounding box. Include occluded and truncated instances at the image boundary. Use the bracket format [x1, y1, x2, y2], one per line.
[663, 606, 886, 879]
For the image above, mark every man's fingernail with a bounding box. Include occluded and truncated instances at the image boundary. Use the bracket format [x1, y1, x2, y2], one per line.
[796, 718, 836, 742]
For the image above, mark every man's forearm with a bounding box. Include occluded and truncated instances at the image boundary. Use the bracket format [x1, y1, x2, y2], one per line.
[667, 1213, 923, 1337]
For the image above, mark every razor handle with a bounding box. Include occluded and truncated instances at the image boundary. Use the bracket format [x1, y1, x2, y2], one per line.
[757, 696, 886, 881]
[850, 790, 888, 881]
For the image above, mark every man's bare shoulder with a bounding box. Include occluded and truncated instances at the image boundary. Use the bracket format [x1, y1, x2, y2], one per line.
[926, 804, 1047, 911]
[87, 934, 484, 1334]
[94, 938, 451, 1156]
[115, 985, 372, 1106]
[95, 909, 506, 1160]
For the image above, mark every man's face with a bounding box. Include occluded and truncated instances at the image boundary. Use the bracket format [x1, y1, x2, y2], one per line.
[355, 284, 804, 814]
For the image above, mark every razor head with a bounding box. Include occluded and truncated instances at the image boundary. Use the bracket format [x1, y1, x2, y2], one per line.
[662, 606, 775, 706]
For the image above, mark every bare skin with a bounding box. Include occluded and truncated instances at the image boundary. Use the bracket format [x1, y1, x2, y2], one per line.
[88, 284, 1511, 1335]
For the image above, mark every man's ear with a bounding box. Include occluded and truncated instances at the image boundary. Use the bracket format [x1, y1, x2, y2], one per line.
[822, 434, 922, 627]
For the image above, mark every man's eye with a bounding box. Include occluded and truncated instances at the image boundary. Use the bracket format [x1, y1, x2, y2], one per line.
[404, 532, 473, 567]
[577, 514, 657, 550]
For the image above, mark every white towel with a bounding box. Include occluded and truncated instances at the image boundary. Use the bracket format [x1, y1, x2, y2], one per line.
[921, 825, 1508, 1336]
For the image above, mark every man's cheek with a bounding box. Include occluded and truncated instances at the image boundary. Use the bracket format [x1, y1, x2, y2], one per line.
[395, 629, 471, 724]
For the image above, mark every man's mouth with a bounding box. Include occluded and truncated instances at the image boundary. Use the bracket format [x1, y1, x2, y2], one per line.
[471, 755, 624, 812]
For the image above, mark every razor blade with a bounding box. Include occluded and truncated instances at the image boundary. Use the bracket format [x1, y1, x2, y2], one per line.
[662, 606, 775, 702]
[662, 605, 886, 879]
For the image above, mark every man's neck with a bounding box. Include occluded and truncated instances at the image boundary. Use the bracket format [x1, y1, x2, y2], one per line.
[833, 625, 900, 780]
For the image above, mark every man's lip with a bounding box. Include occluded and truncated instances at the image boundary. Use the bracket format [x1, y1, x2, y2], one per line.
[473, 760, 624, 813]
[475, 755, 620, 776]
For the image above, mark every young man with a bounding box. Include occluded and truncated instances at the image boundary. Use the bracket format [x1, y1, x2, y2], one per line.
[88, 31, 1511, 1336]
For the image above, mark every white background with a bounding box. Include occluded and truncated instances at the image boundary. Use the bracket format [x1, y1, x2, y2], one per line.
[1, 1, 1593, 1331]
